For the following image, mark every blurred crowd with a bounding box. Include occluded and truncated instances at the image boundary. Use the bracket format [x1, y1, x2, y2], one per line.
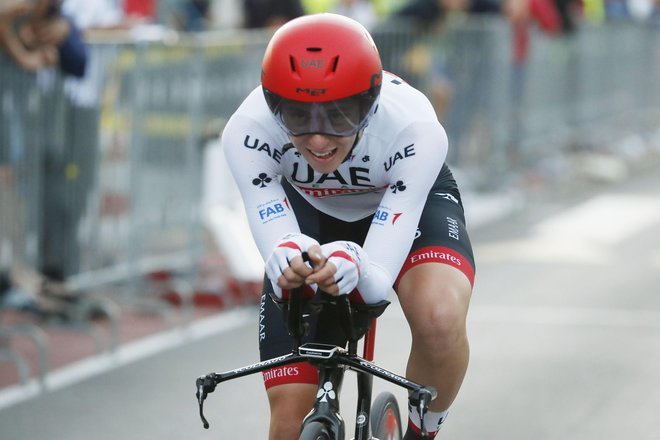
[2, 0, 658, 86]
[1, 0, 659, 319]
[3, 0, 658, 118]
[2, 0, 657, 52]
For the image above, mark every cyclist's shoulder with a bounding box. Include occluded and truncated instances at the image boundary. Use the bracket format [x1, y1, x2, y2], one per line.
[371, 71, 444, 139]
[379, 71, 437, 118]
[222, 87, 290, 166]
[229, 86, 274, 126]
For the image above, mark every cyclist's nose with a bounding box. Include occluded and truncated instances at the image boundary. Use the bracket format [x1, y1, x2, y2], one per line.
[306, 133, 332, 148]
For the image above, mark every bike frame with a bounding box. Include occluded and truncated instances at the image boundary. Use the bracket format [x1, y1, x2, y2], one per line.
[196, 288, 436, 439]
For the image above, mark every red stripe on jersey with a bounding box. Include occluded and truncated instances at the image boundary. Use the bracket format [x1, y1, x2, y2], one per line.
[278, 241, 301, 251]
[396, 246, 475, 288]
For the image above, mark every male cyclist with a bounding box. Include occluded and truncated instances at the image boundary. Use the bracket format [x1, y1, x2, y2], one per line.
[222, 13, 475, 440]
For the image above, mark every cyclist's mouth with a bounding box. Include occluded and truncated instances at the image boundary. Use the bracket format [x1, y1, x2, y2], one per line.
[309, 148, 337, 160]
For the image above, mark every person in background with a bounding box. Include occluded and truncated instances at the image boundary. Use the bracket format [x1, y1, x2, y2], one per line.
[175, 0, 212, 32]
[0, 0, 88, 318]
[0, 0, 43, 70]
[333, 0, 378, 29]
[242, 0, 305, 29]
[0, 0, 86, 76]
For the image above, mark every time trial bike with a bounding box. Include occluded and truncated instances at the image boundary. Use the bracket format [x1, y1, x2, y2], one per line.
[195, 266, 437, 439]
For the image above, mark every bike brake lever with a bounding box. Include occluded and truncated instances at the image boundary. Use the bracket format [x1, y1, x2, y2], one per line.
[196, 374, 218, 429]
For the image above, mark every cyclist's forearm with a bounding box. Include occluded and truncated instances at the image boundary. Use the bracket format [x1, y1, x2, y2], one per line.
[355, 261, 392, 303]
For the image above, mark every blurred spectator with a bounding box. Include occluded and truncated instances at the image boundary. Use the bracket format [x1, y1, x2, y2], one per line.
[552, 0, 579, 32]
[37, 0, 128, 284]
[209, 0, 244, 29]
[123, 0, 158, 22]
[61, 0, 131, 106]
[20, 0, 87, 76]
[1, 0, 89, 290]
[333, 0, 378, 29]
[61, 0, 129, 35]
[301, 0, 335, 13]
[0, 0, 122, 318]
[388, 0, 476, 122]
[0, 0, 87, 76]
[0, 0, 43, 71]
[371, 0, 408, 18]
[243, 0, 304, 29]
[503, 0, 563, 67]
[626, 0, 657, 20]
[175, 0, 212, 32]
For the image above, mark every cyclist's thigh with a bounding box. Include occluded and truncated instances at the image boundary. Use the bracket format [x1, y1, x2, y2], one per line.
[395, 187, 476, 289]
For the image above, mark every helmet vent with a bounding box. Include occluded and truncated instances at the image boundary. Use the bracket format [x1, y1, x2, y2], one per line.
[289, 55, 296, 72]
[331, 56, 339, 73]
[306, 47, 322, 52]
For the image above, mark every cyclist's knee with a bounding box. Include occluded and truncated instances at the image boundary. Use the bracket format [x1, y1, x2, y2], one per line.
[267, 383, 316, 439]
[398, 264, 471, 352]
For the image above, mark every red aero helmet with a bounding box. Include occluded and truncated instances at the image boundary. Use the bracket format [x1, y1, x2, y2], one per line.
[262, 13, 383, 137]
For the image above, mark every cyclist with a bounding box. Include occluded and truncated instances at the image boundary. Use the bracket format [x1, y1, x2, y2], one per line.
[221, 13, 475, 440]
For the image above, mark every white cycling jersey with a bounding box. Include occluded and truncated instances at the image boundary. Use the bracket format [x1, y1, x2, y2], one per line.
[222, 71, 448, 302]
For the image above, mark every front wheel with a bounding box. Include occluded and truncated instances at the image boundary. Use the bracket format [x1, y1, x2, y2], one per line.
[371, 391, 403, 440]
[299, 421, 332, 440]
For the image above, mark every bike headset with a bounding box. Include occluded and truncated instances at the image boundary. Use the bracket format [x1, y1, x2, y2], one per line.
[261, 13, 383, 139]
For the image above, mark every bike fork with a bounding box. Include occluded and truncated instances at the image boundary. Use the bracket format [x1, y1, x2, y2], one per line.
[353, 371, 373, 440]
[305, 365, 347, 439]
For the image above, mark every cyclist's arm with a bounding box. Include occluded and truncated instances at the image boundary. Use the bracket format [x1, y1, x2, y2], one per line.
[222, 113, 301, 260]
[358, 120, 448, 302]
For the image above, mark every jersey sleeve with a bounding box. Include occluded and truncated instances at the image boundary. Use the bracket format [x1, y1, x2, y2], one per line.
[357, 120, 448, 299]
[222, 114, 301, 261]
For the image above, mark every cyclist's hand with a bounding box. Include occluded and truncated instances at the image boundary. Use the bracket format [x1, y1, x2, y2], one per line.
[306, 241, 368, 296]
[265, 233, 320, 291]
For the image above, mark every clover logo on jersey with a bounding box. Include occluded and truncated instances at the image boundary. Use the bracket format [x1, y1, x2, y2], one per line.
[390, 180, 407, 193]
[252, 173, 272, 188]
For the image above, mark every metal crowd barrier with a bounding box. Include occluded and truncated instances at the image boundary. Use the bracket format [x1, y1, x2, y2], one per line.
[1, 18, 659, 292]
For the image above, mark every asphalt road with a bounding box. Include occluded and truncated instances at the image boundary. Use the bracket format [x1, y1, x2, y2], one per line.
[1, 164, 659, 440]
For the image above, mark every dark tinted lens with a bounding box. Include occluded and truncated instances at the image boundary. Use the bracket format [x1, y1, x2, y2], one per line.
[280, 102, 313, 133]
[324, 99, 363, 133]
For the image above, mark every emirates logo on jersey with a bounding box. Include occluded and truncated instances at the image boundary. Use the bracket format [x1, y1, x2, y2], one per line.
[295, 184, 386, 198]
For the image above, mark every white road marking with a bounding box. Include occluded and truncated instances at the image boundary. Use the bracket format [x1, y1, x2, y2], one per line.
[0, 306, 254, 411]
[652, 249, 660, 267]
[475, 238, 611, 265]
[476, 194, 660, 264]
[533, 194, 660, 245]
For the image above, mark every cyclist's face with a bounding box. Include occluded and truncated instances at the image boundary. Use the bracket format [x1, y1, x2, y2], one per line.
[290, 133, 357, 174]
